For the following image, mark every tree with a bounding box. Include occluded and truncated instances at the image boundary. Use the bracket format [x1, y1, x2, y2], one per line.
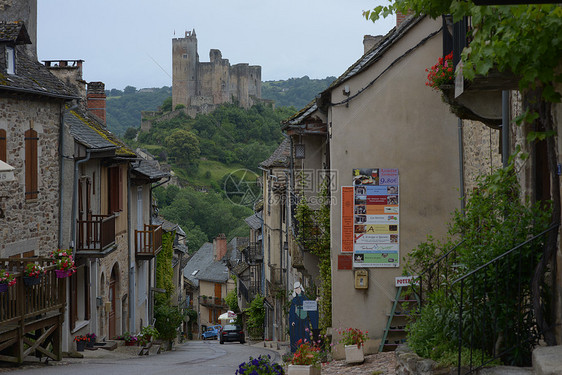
[165, 129, 200, 167]
[123, 127, 138, 140]
[123, 85, 137, 95]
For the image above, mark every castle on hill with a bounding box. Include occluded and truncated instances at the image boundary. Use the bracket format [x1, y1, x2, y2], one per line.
[172, 29, 262, 116]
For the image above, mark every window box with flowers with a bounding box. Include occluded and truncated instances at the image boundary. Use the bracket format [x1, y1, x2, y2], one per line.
[426, 52, 455, 91]
[23, 263, 46, 286]
[286, 339, 322, 375]
[336, 328, 368, 364]
[49, 249, 76, 278]
[0, 269, 16, 293]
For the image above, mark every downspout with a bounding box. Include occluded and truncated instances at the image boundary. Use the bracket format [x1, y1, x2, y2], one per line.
[148, 175, 170, 323]
[128, 166, 135, 333]
[72, 149, 91, 259]
[502, 91, 510, 168]
[59, 102, 79, 248]
[458, 119, 465, 214]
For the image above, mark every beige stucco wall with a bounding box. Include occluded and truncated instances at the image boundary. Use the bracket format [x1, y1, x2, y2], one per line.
[328, 17, 460, 356]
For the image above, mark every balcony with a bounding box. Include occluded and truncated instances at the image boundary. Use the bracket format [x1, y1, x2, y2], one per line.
[198, 296, 228, 308]
[0, 258, 67, 364]
[135, 224, 163, 260]
[244, 243, 263, 264]
[76, 214, 116, 257]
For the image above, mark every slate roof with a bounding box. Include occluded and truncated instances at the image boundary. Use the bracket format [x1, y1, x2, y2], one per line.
[0, 22, 77, 100]
[154, 216, 186, 237]
[259, 137, 290, 168]
[182, 242, 230, 286]
[245, 212, 262, 230]
[68, 110, 136, 157]
[132, 159, 169, 181]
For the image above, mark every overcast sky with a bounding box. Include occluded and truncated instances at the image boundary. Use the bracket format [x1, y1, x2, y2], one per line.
[37, 1, 395, 91]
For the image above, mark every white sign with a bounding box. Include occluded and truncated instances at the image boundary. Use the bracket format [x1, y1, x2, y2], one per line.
[395, 276, 419, 287]
[302, 300, 317, 311]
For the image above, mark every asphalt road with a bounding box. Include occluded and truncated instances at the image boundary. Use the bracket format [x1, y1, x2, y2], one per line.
[4, 340, 281, 375]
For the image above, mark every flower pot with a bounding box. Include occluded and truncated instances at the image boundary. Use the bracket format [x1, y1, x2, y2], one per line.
[125, 341, 137, 346]
[23, 276, 42, 286]
[345, 344, 364, 364]
[55, 269, 71, 278]
[86, 339, 95, 348]
[76, 341, 86, 352]
[0, 284, 8, 293]
[287, 365, 321, 375]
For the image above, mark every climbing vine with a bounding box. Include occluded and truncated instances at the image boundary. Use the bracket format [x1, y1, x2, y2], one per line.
[295, 182, 332, 331]
[155, 231, 175, 307]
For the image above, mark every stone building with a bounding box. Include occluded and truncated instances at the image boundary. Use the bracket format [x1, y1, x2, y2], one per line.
[172, 30, 262, 116]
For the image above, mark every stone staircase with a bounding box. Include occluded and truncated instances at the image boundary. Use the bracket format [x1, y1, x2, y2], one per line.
[396, 345, 562, 375]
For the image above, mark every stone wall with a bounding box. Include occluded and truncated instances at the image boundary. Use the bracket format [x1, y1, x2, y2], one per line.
[0, 96, 62, 257]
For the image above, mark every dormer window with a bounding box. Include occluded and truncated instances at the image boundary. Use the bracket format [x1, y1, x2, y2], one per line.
[6, 46, 15, 75]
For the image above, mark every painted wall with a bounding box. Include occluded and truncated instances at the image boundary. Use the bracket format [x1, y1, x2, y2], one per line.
[328, 17, 460, 356]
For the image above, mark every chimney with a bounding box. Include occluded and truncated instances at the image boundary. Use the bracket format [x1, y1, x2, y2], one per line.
[87, 82, 107, 125]
[213, 233, 227, 261]
[396, 10, 413, 28]
[44, 60, 86, 99]
[363, 35, 383, 54]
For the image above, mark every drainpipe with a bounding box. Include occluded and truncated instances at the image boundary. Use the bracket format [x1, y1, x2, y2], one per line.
[71, 149, 91, 259]
[59, 102, 79, 248]
[128, 166, 135, 333]
[502, 91, 510, 168]
[458, 119, 465, 214]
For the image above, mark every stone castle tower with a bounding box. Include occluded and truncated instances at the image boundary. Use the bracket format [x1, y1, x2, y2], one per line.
[172, 30, 262, 116]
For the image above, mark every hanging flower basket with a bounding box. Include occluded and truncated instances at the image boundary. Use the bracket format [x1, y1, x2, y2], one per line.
[0, 269, 16, 292]
[23, 276, 42, 286]
[55, 269, 73, 278]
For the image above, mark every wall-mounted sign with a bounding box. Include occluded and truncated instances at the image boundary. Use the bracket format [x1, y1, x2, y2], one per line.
[395, 276, 419, 287]
[351, 168, 399, 268]
[302, 300, 318, 311]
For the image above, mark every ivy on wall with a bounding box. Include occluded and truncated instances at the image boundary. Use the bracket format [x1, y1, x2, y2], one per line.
[155, 230, 175, 307]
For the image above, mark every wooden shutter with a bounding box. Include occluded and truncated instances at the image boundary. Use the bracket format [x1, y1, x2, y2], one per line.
[24, 129, 38, 200]
[84, 266, 90, 320]
[70, 272, 77, 330]
[0, 129, 6, 162]
[108, 166, 123, 213]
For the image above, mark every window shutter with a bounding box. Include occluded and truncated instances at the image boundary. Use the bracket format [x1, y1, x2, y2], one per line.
[25, 129, 38, 200]
[108, 166, 123, 213]
[0, 129, 6, 162]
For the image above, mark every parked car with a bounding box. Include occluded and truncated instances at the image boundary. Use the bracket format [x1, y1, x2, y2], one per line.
[202, 325, 222, 340]
[220, 324, 245, 344]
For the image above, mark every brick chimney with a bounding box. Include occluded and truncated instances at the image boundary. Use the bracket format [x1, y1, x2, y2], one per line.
[44, 60, 86, 99]
[213, 233, 227, 261]
[87, 82, 107, 125]
[396, 10, 413, 27]
[363, 35, 383, 54]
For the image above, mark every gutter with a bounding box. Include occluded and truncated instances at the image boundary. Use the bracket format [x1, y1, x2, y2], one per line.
[128, 165, 135, 333]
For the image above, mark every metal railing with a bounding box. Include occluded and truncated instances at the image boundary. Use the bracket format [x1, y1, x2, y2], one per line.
[76, 214, 115, 252]
[453, 224, 559, 374]
[135, 224, 163, 258]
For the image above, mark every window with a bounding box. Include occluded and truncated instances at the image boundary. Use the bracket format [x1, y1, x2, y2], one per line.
[6, 46, 15, 75]
[25, 129, 38, 200]
[0, 129, 6, 162]
[108, 165, 123, 212]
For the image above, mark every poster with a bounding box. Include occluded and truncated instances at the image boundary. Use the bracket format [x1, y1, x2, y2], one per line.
[352, 168, 399, 267]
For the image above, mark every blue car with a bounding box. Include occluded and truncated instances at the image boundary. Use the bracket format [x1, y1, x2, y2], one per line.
[202, 325, 222, 340]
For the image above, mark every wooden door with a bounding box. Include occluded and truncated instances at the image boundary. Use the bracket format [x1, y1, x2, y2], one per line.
[109, 271, 116, 339]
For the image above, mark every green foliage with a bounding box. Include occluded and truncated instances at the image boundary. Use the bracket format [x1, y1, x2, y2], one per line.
[405, 160, 551, 366]
[105, 86, 172, 136]
[294, 182, 332, 331]
[154, 185, 253, 252]
[155, 231, 175, 306]
[165, 129, 200, 167]
[364, 3, 562, 103]
[262, 76, 336, 109]
[245, 294, 265, 339]
[154, 304, 184, 341]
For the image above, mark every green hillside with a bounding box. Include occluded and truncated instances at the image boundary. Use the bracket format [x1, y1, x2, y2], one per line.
[262, 75, 336, 108]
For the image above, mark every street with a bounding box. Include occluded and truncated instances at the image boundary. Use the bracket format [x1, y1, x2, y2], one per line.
[5, 340, 281, 375]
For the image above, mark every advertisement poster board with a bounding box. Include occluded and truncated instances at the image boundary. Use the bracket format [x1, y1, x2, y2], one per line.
[351, 168, 399, 267]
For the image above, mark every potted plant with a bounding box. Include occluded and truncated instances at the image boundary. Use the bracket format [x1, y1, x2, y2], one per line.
[122, 332, 138, 346]
[74, 335, 88, 352]
[23, 263, 46, 286]
[0, 269, 16, 292]
[425, 52, 454, 91]
[139, 325, 158, 346]
[336, 328, 368, 364]
[286, 339, 321, 375]
[86, 333, 97, 348]
[237, 354, 284, 375]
